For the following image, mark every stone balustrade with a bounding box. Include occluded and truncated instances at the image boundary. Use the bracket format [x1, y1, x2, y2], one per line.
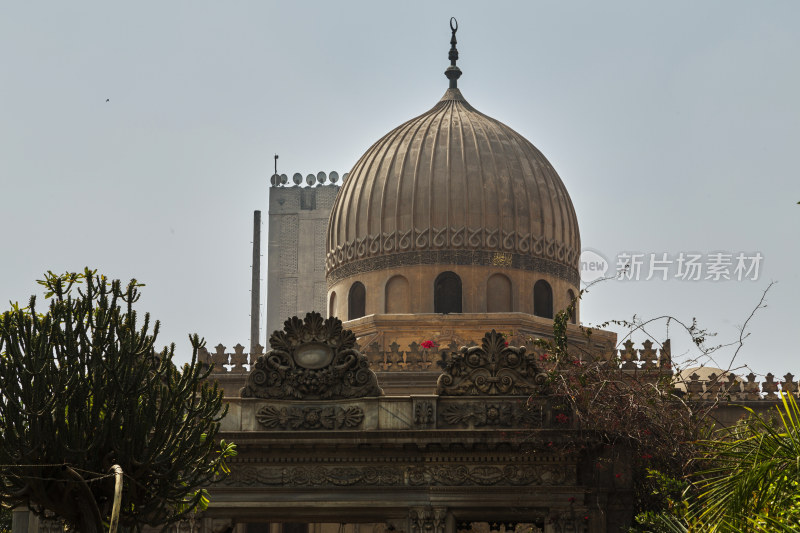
[199, 339, 798, 401]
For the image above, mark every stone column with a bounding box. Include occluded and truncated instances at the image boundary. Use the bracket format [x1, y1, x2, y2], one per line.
[444, 513, 455, 533]
[202, 517, 235, 533]
[11, 508, 30, 533]
[408, 508, 447, 533]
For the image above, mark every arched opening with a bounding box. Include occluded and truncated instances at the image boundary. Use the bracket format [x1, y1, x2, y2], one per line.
[328, 291, 336, 318]
[434, 271, 462, 314]
[567, 289, 577, 324]
[385, 275, 410, 313]
[533, 280, 553, 319]
[486, 273, 512, 312]
[348, 282, 366, 320]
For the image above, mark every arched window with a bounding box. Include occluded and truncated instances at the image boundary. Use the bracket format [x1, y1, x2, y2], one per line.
[348, 282, 366, 320]
[534, 280, 553, 319]
[328, 291, 336, 318]
[487, 273, 512, 312]
[434, 271, 462, 314]
[567, 289, 577, 324]
[385, 275, 410, 313]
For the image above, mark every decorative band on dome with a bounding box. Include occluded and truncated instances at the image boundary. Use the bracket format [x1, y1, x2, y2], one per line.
[326, 249, 580, 288]
[327, 227, 578, 267]
[325, 224, 580, 282]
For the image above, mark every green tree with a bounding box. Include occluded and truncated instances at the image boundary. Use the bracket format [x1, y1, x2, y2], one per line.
[0, 269, 235, 532]
[530, 285, 775, 531]
[532, 298, 713, 525]
[629, 395, 800, 532]
[0, 504, 10, 533]
[689, 392, 800, 531]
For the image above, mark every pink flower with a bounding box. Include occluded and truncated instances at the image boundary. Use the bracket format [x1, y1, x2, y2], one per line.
[504, 340, 509, 346]
[641, 453, 653, 460]
[420, 340, 435, 350]
[555, 413, 569, 424]
[539, 353, 550, 361]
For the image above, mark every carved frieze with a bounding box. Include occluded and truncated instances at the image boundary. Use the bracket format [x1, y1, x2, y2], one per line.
[221, 465, 403, 487]
[222, 463, 575, 488]
[241, 312, 383, 399]
[437, 401, 543, 429]
[457, 522, 545, 533]
[325, 227, 580, 276]
[436, 331, 548, 396]
[407, 464, 572, 486]
[255, 405, 365, 430]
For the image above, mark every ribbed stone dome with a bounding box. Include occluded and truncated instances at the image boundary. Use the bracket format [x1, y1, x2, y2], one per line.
[326, 87, 580, 286]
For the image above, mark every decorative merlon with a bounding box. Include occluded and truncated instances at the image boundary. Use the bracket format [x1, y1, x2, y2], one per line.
[679, 371, 799, 401]
[239, 312, 382, 399]
[436, 330, 547, 396]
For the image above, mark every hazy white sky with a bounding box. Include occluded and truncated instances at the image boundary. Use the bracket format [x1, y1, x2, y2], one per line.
[1, 1, 797, 376]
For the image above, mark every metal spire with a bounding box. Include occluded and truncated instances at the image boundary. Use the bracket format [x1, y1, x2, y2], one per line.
[444, 17, 462, 89]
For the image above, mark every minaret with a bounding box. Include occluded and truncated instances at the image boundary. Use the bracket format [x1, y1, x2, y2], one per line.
[250, 210, 261, 354]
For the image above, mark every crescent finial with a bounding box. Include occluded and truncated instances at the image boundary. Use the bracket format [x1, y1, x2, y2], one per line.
[445, 18, 462, 89]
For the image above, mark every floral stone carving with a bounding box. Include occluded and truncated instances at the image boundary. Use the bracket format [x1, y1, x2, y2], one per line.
[256, 405, 365, 430]
[222, 463, 574, 487]
[438, 401, 543, 428]
[436, 330, 547, 396]
[241, 312, 383, 399]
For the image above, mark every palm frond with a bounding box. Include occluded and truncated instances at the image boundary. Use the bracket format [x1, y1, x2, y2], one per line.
[690, 393, 800, 530]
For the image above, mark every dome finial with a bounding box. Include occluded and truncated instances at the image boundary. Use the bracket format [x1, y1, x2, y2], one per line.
[445, 17, 462, 89]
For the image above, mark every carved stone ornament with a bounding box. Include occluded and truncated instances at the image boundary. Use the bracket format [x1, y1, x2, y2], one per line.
[413, 399, 435, 427]
[410, 507, 447, 533]
[37, 517, 65, 533]
[241, 312, 383, 399]
[256, 405, 365, 430]
[436, 330, 547, 396]
[437, 401, 543, 428]
[326, 248, 580, 287]
[222, 463, 574, 488]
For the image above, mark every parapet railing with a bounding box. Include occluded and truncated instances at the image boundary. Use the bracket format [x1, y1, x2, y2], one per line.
[676, 371, 799, 401]
[198, 338, 671, 374]
[198, 340, 798, 401]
